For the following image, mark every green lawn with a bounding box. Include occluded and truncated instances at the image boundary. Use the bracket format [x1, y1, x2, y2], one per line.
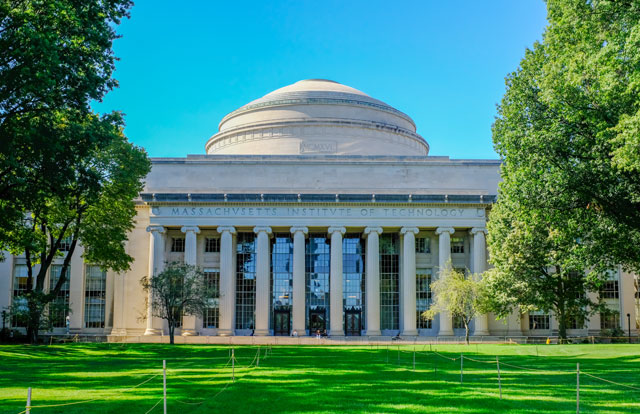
[1, 343, 639, 413]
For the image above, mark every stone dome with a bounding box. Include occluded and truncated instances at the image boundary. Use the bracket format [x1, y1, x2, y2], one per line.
[205, 79, 429, 156]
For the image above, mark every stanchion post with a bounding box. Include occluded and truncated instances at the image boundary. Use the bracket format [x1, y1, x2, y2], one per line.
[576, 362, 580, 413]
[397, 345, 400, 364]
[413, 347, 416, 372]
[232, 348, 235, 383]
[460, 354, 463, 384]
[497, 356, 502, 400]
[26, 387, 31, 414]
[257, 346, 260, 367]
[434, 355, 437, 379]
[163, 360, 167, 414]
[386, 345, 389, 363]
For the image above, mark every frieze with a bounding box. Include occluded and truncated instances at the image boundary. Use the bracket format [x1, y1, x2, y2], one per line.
[151, 206, 485, 219]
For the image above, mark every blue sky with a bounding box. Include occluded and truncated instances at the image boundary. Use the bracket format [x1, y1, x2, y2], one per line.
[93, 1, 548, 159]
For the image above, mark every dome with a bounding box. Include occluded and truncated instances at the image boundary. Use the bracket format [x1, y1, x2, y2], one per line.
[205, 79, 429, 156]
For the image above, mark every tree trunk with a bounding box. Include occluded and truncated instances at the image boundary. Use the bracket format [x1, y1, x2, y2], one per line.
[169, 323, 174, 345]
[27, 299, 40, 344]
[557, 304, 567, 343]
[464, 321, 470, 345]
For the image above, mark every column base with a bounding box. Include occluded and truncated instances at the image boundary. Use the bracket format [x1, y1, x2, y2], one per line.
[473, 330, 490, 336]
[365, 330, 381, 336]
[254, 328, 270, 336]
[217, 329, 234, 336]
[181, 329, 198, 336]
[144, 328, 162, 336]
[438, 330, 454, 336]
[109, 328, 127, 336]
[401, 330, 418, 336]
[329, 330, 344, 336]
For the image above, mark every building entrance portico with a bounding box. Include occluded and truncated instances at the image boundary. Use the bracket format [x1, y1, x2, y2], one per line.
[138, 202, 491, 338]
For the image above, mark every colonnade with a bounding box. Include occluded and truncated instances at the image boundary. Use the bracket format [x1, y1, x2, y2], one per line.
[144, 224, 489, 337]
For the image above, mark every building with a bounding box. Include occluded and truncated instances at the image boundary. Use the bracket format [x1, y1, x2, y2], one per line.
[1, 79, 638, 340]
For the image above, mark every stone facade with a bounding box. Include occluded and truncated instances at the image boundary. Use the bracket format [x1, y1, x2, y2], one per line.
[1, 79, 637, 339]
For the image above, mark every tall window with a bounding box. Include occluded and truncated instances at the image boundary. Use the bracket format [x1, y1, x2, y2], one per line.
[453, 316, 465, 329]
[528, 311, 550, 330]
[569, 315, 585, 330]
[205, 237, 220, 253]
[343, 235, 365, 333]
[600, 281, 619, 299]
[306, 234, 330, 331]
[236, 233, 256, 330]
[59, 236, 72, 252]
[380, 234, 399, 331]
[600, 312, 620, 330]
[271, 234, 293, 331]
[451, 237, 464, 253]
[49, 265, 70, 328]
[204, 269, 220, 328]
[171, 237, 185, 252]
[84, 266, 106, 328]
[415, 237, 431, 254]
[12, 265, 29, 327]
[416, 269, 432, 329]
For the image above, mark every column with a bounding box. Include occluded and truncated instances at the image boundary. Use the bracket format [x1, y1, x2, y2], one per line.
[254, 226, 272, 336]
[290, 227, 308, 335]
[145, 225, 166, 335]
[217, 226, 236, 336]
[328, 226, 346, 336]
[68, 244, 85, 333]
[401, 227, 419, 336]
[364, 227, 383, 336]
[436, 227, 455, 336]
[471, 227, 490, 336]
[181, 226, 200, 336]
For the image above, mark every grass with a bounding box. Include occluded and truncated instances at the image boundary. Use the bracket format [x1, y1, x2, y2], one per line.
[0, 343, 639, 413]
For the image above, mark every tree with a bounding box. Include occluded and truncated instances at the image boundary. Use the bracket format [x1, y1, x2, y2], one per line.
[0, 0, 133, 251]
[487, 0, 640, 339]
[5, 111, 150, 343]
[422, 264, 486, 344]
[141, 262, 216, 345]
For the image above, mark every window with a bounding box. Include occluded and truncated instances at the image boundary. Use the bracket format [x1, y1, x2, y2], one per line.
[600, 281, 619, 299]
[85, 266, 106, 328]
[204, 269, 220, 328]
[236, 233, 256, 330]
[529, 312, 550, 330]
[171, 237, 185, 252]
[271, 234, 293, 332]
[600, 312, 620, 330]
[205, 237, 220, 253]
[49, 265, 70, 328]
[343, 235, 365, 334]
[416, 269, 432, 329]
[451, 237, 464, 254]
[380, 234, 399, 331]
[569, 315, 585, 330]
[12, 265, 29, 327]
[453, 316, 465, 329]
[415, 237, 430, 254]
[306, 234, 330, 331]
[59, 236, 72, 252]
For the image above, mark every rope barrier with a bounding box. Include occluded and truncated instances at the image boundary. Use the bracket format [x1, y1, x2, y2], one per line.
[581, 372, 640, 391]
[144, 398, 163, 414]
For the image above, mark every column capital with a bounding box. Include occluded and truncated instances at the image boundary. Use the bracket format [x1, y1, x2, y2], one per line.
[400, 227, 419, 235]
[253, 226, 272, 235]
[146, 225, 165, 234]
[470, 227, 488, 235]
[364, 226, 383, 236]
[181, 226, 201, 234]
[290, 226, 308, 236]
[328, 226, 346, 236]
[435, 227, 455, 236]
[216, 226, 236, 235]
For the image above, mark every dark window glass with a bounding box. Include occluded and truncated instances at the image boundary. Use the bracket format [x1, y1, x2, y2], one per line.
[204, 269, 220, 328]
[85, 265, 106, 328]
[171, 237, 185, 252]
[415, 237, 431, 254]
[271, 233, 293, 333]
[600, 281, 619, 299]
[236, 233, 256, 330]
[600, 312, 620, 330]
[451, 237, 464, 254]
[205, 238, 220, 253]
[49, 265, 70, 328]
[343, 235, 365, 334]
[416, 269, 432, 329]
[528, 314, 550, 330]
[306, 234, 330, 333]
[380, 234, 399, 331]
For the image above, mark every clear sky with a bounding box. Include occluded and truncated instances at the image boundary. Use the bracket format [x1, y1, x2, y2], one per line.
[93, 0, 548, 159]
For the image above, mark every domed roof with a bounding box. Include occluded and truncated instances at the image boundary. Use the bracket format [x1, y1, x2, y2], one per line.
[206, 79, 429, 157]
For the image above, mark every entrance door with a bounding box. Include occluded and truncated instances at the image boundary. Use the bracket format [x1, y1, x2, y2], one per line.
[273, 310, 290, 336]
[309, 309, 326, 334]
[345, 310, 361, 336]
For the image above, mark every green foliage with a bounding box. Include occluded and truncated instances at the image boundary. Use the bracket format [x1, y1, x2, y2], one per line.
[0, 1, 147, 344]
[423, 263, 487, 344]
[141, 262, 217, 345]
[487, 0, 640, 339]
